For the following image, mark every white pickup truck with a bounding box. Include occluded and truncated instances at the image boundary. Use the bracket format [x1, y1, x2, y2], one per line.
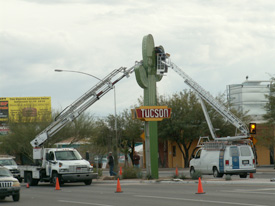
[19, 148, 97, 186]
[0, 156, 22, 182]
[190, 142, 256, 178]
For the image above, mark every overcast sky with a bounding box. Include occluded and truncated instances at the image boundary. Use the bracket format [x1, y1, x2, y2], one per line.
[1, 0, 275, 118]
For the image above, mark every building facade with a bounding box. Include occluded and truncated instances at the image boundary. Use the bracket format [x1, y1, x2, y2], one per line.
[227, 80, 271, 120]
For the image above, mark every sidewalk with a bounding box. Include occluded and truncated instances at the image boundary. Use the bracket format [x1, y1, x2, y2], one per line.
[255, 165, 275, 173]
[96, 166, 275, 185]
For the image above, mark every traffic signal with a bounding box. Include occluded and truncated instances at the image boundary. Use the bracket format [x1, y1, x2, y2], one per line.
[249, 123, 256, 134]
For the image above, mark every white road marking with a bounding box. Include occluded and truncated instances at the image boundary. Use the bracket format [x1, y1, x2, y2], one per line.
[221, 188, 275, 195]
[134, 195, 269, 206]
[59, 200, 113, 206]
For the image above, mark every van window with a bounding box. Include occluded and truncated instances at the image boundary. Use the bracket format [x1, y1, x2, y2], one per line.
[49, 152, 55, 161]
[230, 146, 239, 157]
[240, 147, 251, 156]
[195, 149, 201, 159]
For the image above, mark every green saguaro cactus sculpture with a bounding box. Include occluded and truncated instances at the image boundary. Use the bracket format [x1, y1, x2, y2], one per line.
[135, 34, 165, 179]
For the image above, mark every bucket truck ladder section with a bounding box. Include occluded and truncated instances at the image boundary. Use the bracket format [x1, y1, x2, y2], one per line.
[157, 57, 249, 140]
[31, 62, 141, 148]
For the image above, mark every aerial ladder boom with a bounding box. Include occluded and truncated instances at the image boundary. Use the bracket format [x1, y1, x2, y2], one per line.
[31, 62, 141, 147]
[157, 54, 249, 140]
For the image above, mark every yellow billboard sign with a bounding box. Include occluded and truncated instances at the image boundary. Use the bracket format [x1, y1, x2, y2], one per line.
[0, 97, 51, 123]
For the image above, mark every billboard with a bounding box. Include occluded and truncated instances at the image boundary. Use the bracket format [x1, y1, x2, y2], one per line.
[0, 97, 52, 123]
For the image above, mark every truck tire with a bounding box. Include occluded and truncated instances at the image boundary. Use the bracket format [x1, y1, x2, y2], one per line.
[84, 180, 92, 185]
[239, 173, 248, 178]
[190, 167, 195, 177]
[52, 172, 58, 186]
[52, 172, 63, 186]
[26, 172, 39, 186]
[213, 167, 223, 178]
[12, 194, 20, 202]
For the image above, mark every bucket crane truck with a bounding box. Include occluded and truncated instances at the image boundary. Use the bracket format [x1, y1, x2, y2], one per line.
[156, 53, 256, 177]
[156, 53, 250, 140]
[19, 62, 141, 186]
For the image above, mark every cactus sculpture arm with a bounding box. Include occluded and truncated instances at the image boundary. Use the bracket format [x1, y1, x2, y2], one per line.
[135, 34, 164, 92]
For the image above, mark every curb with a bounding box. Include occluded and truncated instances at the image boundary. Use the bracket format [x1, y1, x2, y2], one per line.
[94, 177, 275, 186]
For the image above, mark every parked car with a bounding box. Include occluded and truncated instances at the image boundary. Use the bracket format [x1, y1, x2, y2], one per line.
[0, 166, 21, 202]
[0, 156, 22, 182]
[190, 142, 256, 178]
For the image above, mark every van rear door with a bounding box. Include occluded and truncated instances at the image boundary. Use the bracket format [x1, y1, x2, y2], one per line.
[239, 146, 255, 170]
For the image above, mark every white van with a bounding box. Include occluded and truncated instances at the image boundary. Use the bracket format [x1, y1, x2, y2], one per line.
[190, 141, 256, 178]
[0, 156, 22, 182]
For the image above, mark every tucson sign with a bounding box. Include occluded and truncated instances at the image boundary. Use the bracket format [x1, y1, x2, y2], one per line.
[132, 106, 172, 121]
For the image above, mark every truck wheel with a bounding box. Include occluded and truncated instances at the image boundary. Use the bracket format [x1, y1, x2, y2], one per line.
[190, 167, 195, 177]
[26, 172, 39, 186]
[52, 172, 63, 186]
[84, 180, 92, 185]
[213, 167, 223, 178]
[239, 173, 247, 178]
[12, 194, 20, 202]
[52, 172, 58, 186]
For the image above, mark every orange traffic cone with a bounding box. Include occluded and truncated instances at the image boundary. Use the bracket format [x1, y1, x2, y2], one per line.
[120, 167, 122, 176]
[26, 183, 29, 188]
[55, 177, 61, 190]
[115, 178, 122, 193]
[249, 173, 254, 178]
[196, 177, 205, 194]
[175, 167, 179, 176]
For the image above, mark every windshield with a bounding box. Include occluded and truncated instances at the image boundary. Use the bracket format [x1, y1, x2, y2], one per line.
[0, 159, 17, 166]
[55, 151, 82, 161]
[0, 168, 12, 177]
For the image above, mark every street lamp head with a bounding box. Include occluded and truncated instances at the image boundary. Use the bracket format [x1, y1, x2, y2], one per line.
[54, 69, 63, 72]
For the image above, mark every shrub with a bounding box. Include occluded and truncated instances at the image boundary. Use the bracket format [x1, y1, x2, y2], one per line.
[122, 167, 141, 179]
[191, 170, 202, 180]
[145, 173, 153, 180]
[179, 173, 187, 180]
[225, 174, 232, 181]
[93, 168, 102, 177]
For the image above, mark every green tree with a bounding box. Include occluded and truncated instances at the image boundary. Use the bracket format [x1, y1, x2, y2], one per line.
[206, 92, 251, 138]
[264, 78, 275, 124]
[91, 109, 143, 167]
[120, 109, 143, 166]
[262, 78, 275, 166]
[158, 90, 207, 168]
[0, 109, 52, 164]
[158, 90, 250, 168]
[0, 111, 96, 164]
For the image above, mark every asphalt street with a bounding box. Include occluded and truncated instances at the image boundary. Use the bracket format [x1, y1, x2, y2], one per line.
[1, 167, 275, 206]
[2, 179, 275, 206]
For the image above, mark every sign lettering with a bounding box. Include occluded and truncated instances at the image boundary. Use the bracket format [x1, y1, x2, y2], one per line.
[132, 106, 172, 121]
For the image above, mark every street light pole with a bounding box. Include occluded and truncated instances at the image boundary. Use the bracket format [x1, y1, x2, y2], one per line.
[113, 86, 119, 171]
[54, 69, 119, 173]
[54, 69, 103, 82]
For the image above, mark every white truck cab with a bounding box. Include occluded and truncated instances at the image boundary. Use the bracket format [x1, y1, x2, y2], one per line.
[190, 141, 256, 178]
[19, 148, 96, 186]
